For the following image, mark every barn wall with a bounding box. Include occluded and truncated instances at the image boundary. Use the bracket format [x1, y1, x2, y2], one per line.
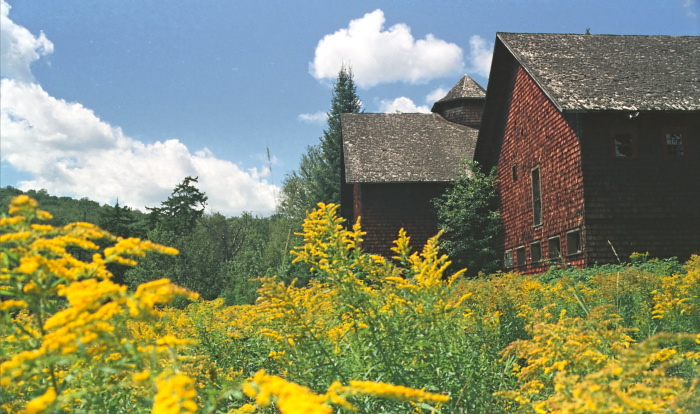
[434, 99, 485, 129]
[356, 183, 446, 258]
[497, 66, 586, 274]
[578, 111, 700, 263]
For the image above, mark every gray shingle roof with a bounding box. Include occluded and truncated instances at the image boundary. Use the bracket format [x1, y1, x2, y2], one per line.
[498, 33, 700, 111]
[436, 74, 486, 102]
[342, 113, 477, 183]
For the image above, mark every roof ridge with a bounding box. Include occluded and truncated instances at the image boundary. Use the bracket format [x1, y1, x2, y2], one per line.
[437, 75, 486, 102]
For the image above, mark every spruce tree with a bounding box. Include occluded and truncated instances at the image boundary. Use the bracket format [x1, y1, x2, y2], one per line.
[279, 66, 361, 219]
[318, 65, 362, 204]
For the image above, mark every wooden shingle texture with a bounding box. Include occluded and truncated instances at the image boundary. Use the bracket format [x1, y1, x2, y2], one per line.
[435, 74, 486, 102]
[498, 33, 700, 111]
[341, 113, 478, 183]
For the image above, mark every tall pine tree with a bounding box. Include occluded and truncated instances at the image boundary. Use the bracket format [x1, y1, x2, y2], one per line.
[318, 66, 362, 204]
[279, 66, 361, 219]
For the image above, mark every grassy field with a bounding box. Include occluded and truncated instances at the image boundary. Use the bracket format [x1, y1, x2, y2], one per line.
[2, 197, 698, 413]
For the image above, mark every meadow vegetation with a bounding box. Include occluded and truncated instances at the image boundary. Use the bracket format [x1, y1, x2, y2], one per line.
[1, 196, 699, 413]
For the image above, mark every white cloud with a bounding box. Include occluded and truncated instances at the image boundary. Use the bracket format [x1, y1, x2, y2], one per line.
[298, 111, 328, 124]
[310, 9, 464, 88]
[1, 79, 278, 215]
[0, 2, 277, 216]
[378, 97, 431, 113]
[0, 0, 53, 82]
[468, 35, 493, 78]
[682, 0, 698, 18]
[426, 88, 448, 104]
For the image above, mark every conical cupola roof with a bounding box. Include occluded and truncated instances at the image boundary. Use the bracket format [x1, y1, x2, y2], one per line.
[436, 74, 486, 102]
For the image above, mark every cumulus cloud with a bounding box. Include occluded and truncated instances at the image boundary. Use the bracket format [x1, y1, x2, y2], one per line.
[298, 111, 328, 124]
[310, 9, 464, 88]
[0, 2, 277, 216]
[426, 88, 449, 104]
[378, 97, 431, 113]
[1, 79, 278, 215]
[0, 0, 53, 82]
[468, 35, 493, 78]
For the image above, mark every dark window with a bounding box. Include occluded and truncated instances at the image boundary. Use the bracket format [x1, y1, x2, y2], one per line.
[548, 236, 561, 260]
[665, 133, 685, 156]
[532, 167, 542, 226]
[614, 133, 634, 157]
[516, 246, 526, 266]
[512, 164, 518, 181]
[566, 230, 582, 255]
[531, 241, 542, 262]
[504, 250, 513, 268]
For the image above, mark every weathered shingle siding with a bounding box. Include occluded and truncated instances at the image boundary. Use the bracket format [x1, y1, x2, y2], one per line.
[433, 99, 484, 129]
[497, 66, 586, 274]
[479, 33, 700, 272]
[579, 111, 700, 263]
[432, 75, 487, 128]
[355, 183, 445, 257]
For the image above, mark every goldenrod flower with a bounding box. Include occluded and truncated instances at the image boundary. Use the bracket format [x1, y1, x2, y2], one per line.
[244, 370, 332, 414]
[24, 387, 56, 414]
[153, 373, 198, 414]
[346, 380, 449, 404]
[132, 371, 151, 382]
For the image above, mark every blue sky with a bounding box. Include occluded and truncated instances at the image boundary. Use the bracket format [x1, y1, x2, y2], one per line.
[1, 0, 698, 215]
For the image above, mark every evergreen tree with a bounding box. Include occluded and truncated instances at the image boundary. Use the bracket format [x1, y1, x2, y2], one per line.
[319, 65, 362, 204]
[278, 66, 361, 219]
[147, 176, 208, 234]
[99, 201, 142, 238]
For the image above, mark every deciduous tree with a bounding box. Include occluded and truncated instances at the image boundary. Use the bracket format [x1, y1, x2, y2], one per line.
[433, 160, 502, 277]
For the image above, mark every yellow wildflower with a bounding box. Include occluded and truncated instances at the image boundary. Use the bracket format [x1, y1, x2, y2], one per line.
[153, 373, 198, 414]
[244, 370, 332, 414]
[346, 380, 449, 404]
[133, 371, 151, 382]
[24, 387, 56, 414]
[0, 299, 28, 311]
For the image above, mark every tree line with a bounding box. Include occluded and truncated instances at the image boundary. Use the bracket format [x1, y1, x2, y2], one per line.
[1, 66, 503, 302]
[0, 67, 367, 304]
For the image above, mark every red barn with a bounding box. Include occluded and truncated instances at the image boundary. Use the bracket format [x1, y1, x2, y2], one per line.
[475, 33, 700, 274]
[340, 76, 485, 257]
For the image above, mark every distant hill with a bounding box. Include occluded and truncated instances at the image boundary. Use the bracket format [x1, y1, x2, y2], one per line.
[0, 186, 148, 236]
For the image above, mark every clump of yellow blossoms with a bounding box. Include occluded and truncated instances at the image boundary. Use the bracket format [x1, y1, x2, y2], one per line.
[5, 197, 696, 413]
[153, 372, 198, 414]
[241, 369, 449, 414]
[499, 305, 700, 413]
[1, 195, 198, 413]
[1, 197, 455, 414]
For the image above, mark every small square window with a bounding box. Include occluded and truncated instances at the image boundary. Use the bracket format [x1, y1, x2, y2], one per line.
[531, 241, 542, 262]
[548, 236, 561, 260]
[504, 250, 513, 268]
[566, 230, 582, 256]
[516, 246, 526, 267]
[614, 133, 634, 157]
[665, 133, 685, 156]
